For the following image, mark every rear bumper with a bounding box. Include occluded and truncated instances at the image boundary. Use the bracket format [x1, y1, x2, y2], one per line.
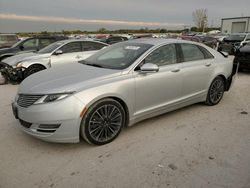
[225, 60, 239, 91]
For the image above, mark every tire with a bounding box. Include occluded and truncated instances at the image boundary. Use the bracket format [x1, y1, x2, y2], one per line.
[81, 98, 126, 145]
[24, 65, 45, 78]
[205, 76, 225, 106]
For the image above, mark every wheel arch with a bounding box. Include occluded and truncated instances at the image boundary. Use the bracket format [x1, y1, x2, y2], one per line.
[215, 74, 232, 91]
[209, 73, 227, 88]
[80, 94, 130, 127]
[108, 96, 130, 127]
[24, 63, 47, 69]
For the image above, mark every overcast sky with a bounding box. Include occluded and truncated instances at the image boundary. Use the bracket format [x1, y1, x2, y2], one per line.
[0, 0, 249, 32]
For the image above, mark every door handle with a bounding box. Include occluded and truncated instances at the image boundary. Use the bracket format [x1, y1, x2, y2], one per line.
[205, 63, 211, 67]
[171, 68, 180, 72]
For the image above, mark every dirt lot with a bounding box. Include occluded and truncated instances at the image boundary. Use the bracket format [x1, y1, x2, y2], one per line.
[0, 73, 249, 188]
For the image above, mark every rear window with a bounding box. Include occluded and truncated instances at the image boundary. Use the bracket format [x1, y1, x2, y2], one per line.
[198, 46, 214, 59]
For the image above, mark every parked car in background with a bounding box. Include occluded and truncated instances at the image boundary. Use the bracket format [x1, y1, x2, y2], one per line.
[0, 36, 68, 61]
[105, 36, 128, 45]
[12, 39, 236, 145]
[0, 34, 19, 49]
[181, 35, 217, 49]
[0, 39, 108, 80]
[96, 36, 128, 45]
[196, 36, 217, 49]
[218, 33, 250, 54]
[212, 33, 229, 42]
[234, 42, 250, 71]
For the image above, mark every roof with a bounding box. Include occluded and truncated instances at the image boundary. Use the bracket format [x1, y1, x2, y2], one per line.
[222, 16, 250, 20]
[126, 38, 198, 46]
[54, 38, 108, 45]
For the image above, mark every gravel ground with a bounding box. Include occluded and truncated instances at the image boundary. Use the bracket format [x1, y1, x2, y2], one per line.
[0, 73, 249, 188]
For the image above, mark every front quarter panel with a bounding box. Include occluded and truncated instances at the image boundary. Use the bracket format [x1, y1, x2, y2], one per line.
[21, 58, 50, 69]
[73, 74, 135, 125]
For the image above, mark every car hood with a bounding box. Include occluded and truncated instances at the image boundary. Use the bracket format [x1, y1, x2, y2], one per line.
[239, 45, 250, 53]
[0, 47, 13, 55]
[19, 63, 122, 94]
[2, 52, 50, 66]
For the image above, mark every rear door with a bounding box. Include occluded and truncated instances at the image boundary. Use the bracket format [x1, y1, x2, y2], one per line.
[178, 43, 214, 98]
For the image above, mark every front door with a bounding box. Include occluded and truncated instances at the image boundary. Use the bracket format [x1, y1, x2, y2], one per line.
[134, 44, 182, 117]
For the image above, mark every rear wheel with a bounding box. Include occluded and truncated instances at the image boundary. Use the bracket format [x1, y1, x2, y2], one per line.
[81, 98, 126, 145]
[205, 76, 225, 106]
[24, 65, 46, 78]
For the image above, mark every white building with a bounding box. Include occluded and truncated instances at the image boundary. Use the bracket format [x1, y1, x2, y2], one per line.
[221, 17, 250, 33]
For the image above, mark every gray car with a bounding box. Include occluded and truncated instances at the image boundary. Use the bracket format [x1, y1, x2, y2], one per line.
[1, 39, 108, 79]
[12, 39, 235, 145]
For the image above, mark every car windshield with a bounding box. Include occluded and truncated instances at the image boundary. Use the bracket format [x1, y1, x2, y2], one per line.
[225, 34, 246, 41]
[37, 42, 64, 54]
[79, 42, 153, 70]
[11, 39, 25, 47]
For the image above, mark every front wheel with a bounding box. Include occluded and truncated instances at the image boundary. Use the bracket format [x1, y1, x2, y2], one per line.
[24, 65, 45, 78]
[205, 76, 225, 106]
[81, 98, 126, 145]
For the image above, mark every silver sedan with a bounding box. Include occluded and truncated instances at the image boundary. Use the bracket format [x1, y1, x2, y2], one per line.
[12, 39, 235, 145]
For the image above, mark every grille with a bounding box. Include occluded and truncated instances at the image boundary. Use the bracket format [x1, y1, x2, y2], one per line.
[17, 94, 44, 108]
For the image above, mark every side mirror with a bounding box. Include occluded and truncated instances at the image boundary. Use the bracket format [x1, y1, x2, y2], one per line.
[140, 63, 159, 73]
[242, 41, 249, 46]
[19, 45, 24, 50]
[54, 50, 63, 55]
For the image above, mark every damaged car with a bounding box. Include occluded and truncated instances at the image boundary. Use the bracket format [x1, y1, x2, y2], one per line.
[0, 39, 108, 83]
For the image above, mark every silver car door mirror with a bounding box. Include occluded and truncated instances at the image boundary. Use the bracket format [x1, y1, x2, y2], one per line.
[140, 63, 159, 73]
[54, 50, 63, 55]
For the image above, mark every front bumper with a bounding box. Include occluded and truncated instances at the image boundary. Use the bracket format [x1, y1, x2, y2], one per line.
[0, 62, 25, 82]
[12, 95, 85, 143]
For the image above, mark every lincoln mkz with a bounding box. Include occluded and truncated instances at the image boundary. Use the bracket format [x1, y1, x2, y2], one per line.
[12, 39, 237, 145]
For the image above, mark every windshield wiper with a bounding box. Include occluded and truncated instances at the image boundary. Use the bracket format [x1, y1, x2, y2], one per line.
[86, 63, 103, 68]
[81, 61, 104, 68]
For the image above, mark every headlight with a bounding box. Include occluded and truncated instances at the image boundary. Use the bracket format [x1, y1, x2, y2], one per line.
[16, 62, 23, 68]
[34, 92, 74, 104]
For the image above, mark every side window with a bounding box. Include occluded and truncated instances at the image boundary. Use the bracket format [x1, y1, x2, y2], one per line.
[246, 34, 250, 41]
[144, 44, 177, 66]
[199, 46, 214, 59]
[22, 39, 37, 48]
[39, 38, 53, 48]
[82, 41, 106, 51]
[181, 44, 205, 62]
[60, 42, 81, 53]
